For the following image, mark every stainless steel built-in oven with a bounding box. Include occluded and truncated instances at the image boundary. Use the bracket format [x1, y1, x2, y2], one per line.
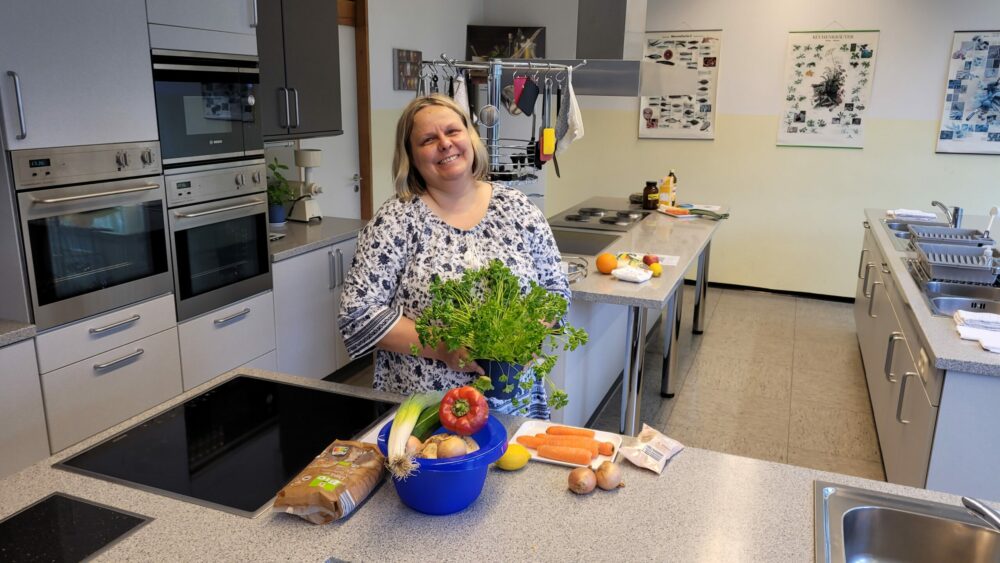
[12, 142, 173, 330]
[165, 161, 271, 321]
[151, 49, 263, 168]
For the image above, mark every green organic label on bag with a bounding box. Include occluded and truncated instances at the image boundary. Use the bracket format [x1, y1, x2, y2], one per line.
[308, 475, 342, 492]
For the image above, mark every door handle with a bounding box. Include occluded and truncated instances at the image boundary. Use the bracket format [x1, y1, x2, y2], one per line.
[89, 314, 141, 334]
[857, 248, 869, 278]
[214, 307, 251, 325]
[868, 281, 882, 318]
[32, 184, 159, 204]
[862, 262, 875, 297]
[93, 348, 144, 372]
[336, 248, 345, 287]
[173, 200, 261, 218]
[279, 87, 290, 128]
[328, 250, 336, 290]
[863, 220, 870, 229]
[6, 71, 27, 140]
[250, 0, 258, 27]
[884, 332, 903, 383]
[289, 87, 300, 128]
[896, 372, 916, 424]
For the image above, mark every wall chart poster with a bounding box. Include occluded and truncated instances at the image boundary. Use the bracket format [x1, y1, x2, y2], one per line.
[777, 31, 880, 148]
[638, 30, 721, 139]
[936, 31, 1000, 155]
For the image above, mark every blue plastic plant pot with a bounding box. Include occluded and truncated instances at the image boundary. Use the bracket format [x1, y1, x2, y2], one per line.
[477, 359, 524, 401]
[268, 203, 286, 224]
[376, 414, 507, 515]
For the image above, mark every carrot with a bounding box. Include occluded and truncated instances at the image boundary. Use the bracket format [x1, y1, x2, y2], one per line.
[516, 435, 543, 449]
[598, 442, 614, 456]
[537, 445, 592, 466]
[532, 434, 599, 458]
[545, 425, 595, 438]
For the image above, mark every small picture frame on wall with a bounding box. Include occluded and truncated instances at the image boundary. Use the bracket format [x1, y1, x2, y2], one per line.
[393, 48, 422, 91]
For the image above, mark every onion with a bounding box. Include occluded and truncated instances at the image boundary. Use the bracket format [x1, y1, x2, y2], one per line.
[568, 467, 596, 494]
[595, 461, 624, 490]
[436, 436, 468, 458]
[405, 435, 423, 457]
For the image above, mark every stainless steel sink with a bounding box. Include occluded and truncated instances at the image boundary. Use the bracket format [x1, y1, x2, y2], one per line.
[883, 219, 949, 232]
[929, 296, 1000, 316]
[815, 481, 1000, 563]
[906, 259, 1000, 316]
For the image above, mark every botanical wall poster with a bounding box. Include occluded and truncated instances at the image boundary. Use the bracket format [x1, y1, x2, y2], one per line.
[638, 30, 722, 139]
[936, 31, 1000, 155]
[393, 48, 422, 91]
[777, 31, 880, 148]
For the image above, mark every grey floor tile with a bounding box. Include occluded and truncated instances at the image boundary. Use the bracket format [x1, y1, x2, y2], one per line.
[791, 367, 871, 415]
[668, 422, 788, 464]
[787, 447, 886, 481]
[788, 401, 881, 462]
[686, 351, 793, 402]
[796, 298, 855, 329]
[667, 383, 791, 445]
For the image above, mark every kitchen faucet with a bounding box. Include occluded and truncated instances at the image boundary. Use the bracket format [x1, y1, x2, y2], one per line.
[931, 200, 964, 228]
[962, 496, 1000, 532]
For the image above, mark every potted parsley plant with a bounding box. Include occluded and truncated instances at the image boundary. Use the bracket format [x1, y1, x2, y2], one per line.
[266, 157, 295, 225]
[412, 259, 588, 412]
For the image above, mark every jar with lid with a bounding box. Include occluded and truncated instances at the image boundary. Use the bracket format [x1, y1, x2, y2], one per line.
[642, 181, 659, 210]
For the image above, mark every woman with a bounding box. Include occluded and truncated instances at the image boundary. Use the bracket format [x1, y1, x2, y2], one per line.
[338, 94, 569, 418]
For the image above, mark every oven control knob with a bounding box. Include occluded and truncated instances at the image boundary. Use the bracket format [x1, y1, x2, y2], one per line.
[252, 171, 262, 184]
[115, 152, 127, 168]
[140, 149, 155, 166]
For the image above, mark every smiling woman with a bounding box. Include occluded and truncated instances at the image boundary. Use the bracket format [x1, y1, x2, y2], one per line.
[338, 94, 570, 419]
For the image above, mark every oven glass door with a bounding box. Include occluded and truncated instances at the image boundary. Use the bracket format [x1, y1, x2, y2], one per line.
[170, 196, 270, 320]
[18, 179, 173, 329]
[153, 66, 260, 166]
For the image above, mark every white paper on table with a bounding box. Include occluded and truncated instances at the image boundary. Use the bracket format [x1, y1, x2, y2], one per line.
[660, 255, 680, 267]
[688, 204, 722, 211]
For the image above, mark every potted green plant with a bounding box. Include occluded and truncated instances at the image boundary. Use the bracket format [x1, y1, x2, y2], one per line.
[412, 259, 588, 412]
[266, 158, 295, 225]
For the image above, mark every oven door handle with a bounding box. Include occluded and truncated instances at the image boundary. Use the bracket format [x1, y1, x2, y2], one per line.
[173, 201, 262, 218]
[152, 63, 241, 73]
[32, 184, 160, 204]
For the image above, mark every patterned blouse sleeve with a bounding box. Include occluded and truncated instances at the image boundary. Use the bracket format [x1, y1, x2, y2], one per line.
[338, 201, 409, 359]
[517, 192, 571, 302]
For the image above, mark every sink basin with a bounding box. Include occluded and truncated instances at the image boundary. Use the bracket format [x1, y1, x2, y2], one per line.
[884, 219, 949, 232]
[922, 281, 1000, 316]
[929, 296, 1000, 316]
[815, 481, 1000, 563]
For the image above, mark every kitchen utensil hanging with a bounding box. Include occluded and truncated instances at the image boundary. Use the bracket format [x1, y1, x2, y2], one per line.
[540, 77, 555, 162]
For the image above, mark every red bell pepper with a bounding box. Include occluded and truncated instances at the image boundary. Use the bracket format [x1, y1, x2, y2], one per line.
[439, 386, 489, 436]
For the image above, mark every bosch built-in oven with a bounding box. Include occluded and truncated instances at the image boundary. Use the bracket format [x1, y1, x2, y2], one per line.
[151, 50, 263, 168]
[13, 142, 173, 330]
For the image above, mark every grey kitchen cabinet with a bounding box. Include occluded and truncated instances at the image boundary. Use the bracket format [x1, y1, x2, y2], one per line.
[146, 0, 258, 55]
[273, 237, 356, 379]
[257, 0, 343, 139]
[0, 0, 158, 149]
[0, 340, 49, 478]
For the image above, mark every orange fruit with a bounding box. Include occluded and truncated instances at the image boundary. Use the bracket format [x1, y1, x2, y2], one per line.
[596, 253, 618, 274]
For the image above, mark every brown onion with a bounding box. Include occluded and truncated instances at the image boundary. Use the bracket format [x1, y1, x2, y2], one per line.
[436, 436, 468, 459]
[405, 435, 423, 456]
[568, 467, 597, 494]
[595, 461, 624, 490]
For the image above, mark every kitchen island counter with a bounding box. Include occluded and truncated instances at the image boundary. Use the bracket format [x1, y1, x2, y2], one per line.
[269, 217, 366, 263]
[0, 367, 973, 562]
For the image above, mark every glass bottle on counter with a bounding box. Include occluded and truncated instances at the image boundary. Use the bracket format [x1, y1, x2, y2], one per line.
[642, 181, 659, 210]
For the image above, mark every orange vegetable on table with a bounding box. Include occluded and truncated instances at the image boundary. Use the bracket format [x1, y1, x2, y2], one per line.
[533, 434, 599, 458]
[537, 445, 592, 466]
[546, 425, 596, 438]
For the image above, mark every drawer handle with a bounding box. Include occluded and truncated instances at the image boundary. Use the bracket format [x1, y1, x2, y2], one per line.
[93, 348, 144, 371]
[868, 281, 882, 318]
[857, 248, 869, 278]
[884, 332, 904, 383]
[896, 372, 916, 424]
[214, 307, 251, 325]
[862, 263, 876, 298]
[89, 314, 141, 334]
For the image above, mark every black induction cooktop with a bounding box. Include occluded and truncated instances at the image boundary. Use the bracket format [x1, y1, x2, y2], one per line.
[0, 493, 150, 562]
[56, 375, 395, 518]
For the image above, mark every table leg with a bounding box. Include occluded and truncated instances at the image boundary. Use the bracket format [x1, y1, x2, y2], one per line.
[619, 305, 647, 436]
[693, 241, 712, 334]
[660, 281, 682, 398]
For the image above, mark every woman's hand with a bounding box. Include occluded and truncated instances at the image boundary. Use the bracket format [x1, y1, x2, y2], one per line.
[435, 344, 485, 374]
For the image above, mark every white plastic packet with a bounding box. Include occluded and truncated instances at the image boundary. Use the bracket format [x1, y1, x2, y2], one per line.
[619, 423, 684, 474]
[611, 266, 652, 283]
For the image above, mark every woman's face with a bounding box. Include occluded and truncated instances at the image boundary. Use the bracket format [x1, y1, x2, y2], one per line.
[409, 105, 474, 187]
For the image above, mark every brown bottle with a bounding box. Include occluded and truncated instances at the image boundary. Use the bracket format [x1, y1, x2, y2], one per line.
[642, 181, 659, 210]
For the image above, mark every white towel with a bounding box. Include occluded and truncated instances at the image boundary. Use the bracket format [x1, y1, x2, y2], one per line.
[956, 325, 1000, 353]
[954, 310, 1000, 331]
[887, 209, 937, 220]
[453, 74, 470, 120]
[555, 68, 584, 155]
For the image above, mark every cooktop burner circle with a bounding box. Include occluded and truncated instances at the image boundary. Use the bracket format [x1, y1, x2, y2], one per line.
[578, 207, 608, 216]
[600, 216, 631, 226]
[617, 210, 642, 219]
[564, 214, 590, 222]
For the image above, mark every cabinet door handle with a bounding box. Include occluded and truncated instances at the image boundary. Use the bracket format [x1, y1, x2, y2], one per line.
[896, 372, 916, 424]
[6, 71, 27, 140]
[214, 307, 251, 325]
[89, 314, 141, 334]
[93, 348, 144, 372]
[250, 0, 258, 27]
[279, 87, 290, 128]
[863, 220, 870, 229]
[289, 87, 301, 128]
[328, 250, 336, 290]
[868, 281, 882, 318]
[857, 248, 869, 278]
[33, 184, 159, 204]
[884, 332, 903, 383]
[336, 248, 344, 287]
[862, 263, 876, 297]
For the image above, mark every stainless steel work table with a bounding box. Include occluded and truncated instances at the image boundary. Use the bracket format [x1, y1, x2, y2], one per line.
[563, 198, 724, 435]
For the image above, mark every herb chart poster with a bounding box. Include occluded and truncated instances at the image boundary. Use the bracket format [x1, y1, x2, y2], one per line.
[777, 31, 880, 148]
[936, 31, 1000, 154]
[638, 30, 722, 139]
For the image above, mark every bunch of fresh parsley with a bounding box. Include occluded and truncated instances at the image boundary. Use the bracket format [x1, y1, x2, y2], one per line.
[412, 259, 588, 410]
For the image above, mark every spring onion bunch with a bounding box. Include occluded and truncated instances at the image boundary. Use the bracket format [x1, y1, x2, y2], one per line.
[386, 391, 443, 479]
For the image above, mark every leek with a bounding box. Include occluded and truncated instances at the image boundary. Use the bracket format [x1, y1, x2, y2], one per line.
[387, 391, 443, 479]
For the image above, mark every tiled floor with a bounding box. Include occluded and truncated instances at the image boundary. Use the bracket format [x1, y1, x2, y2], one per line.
[333, 285, 885, 482]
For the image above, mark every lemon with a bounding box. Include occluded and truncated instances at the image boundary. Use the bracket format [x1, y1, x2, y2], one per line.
[495, 443, 531, 471]
[649, 263, 663, 277]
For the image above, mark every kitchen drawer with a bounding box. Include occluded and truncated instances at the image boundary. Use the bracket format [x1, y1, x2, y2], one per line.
[240, 349, 277, 371]
[178, 292, 275, 391]
[35, 294, 176, 375]
[0, 340, 49, 477]
[42, 328, 182, 453]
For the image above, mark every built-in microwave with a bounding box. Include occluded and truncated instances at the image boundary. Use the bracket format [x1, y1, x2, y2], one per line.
[151, 49, 263, 169]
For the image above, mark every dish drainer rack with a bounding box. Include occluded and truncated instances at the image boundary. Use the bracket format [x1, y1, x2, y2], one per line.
[913, 242, 1000, 284]
[908, 225, 995, 247]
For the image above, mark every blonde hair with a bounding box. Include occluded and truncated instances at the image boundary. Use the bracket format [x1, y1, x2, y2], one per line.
[392, 94, 489, 201]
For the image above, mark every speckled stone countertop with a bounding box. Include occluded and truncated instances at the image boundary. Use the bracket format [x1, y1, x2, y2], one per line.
[557, 197, 724, 309]
[0, 367, 980, 562]
[269, 217, 367, 262]
[0, 320, 34, 348]
[864, 209, 1000, 376]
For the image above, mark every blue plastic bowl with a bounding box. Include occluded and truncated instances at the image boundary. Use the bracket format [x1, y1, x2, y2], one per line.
[376, 415, 507, 515]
